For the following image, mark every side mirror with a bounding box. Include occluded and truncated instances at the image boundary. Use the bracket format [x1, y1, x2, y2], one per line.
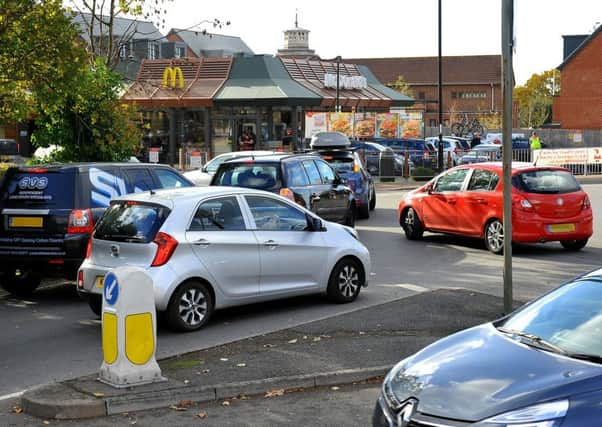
[306, 214, 324, 232]
[426, 183, 435, 194]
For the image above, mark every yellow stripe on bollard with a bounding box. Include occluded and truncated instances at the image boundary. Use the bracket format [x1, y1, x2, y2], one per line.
[102, 312, 118, 364]
[125, 313, 154, 365]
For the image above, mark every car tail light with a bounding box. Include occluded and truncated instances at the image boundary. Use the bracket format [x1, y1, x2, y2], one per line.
[582, 197, 591, 211]
[279, 188, 295, 201]
[151, 232, 178, 267]
[77, 270, 84, 289]
[28, 168, 48, 173]
[516, 198, 534, 212]
[353, 159, 361, 173]
[85, 238, 93, 259]
[67, 209, 94, 234]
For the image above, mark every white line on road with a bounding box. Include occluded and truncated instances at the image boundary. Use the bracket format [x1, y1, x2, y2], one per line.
[0, 390, 24, 402]
[376, 283, 430, 293]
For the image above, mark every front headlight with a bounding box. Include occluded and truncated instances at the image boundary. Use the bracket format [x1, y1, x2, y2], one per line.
[382, 359, 412, 410]
[477, 399, 568, 427]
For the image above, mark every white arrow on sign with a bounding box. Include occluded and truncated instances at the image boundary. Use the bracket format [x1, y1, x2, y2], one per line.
[106, 278, 117, 301]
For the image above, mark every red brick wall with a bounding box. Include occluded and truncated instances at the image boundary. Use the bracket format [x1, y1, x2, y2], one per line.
[167, 33, 198, 58]
[553, 32, 602, 129]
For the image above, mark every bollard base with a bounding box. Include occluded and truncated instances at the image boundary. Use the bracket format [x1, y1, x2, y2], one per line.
[99, 361, 166, 389]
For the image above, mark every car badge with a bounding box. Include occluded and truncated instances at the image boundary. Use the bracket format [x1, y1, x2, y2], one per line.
[557, 198, 564, 206]
[110, 244, 120, 257]
[396, 398, 418, 427]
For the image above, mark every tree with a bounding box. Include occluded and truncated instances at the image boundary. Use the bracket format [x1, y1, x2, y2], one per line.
[389, 74, 415, 98]
[513, 69, 560, 128]
[0, 0, 85, 124]
[32, 59, 141, 162]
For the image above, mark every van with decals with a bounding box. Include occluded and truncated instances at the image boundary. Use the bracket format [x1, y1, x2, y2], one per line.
[0, 163, 193, 297]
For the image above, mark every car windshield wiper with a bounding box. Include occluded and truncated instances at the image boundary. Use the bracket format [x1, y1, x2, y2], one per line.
[564, 353, 602, 364]
[497, 327, 567, 355]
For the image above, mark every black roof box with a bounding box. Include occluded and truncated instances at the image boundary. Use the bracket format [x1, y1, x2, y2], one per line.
[310, 132, 351, 149]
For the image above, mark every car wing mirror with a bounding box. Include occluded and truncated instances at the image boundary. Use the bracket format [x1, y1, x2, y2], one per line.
[306, 214, 324, 232]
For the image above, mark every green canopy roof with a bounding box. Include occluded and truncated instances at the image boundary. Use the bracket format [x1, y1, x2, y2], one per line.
[215, 56, 322, 106]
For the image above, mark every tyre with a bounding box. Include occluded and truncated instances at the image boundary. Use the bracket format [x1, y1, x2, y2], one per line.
[484, 219, 504, 254]
[166, 281, 214, 332]
[0, 270, 40, 297]
[401, 207, 424, 240]
[369, 188, 376, 211]
[344, 205, 356, 227]
[327, 258, 364, 303]
[358, 200, 370, 219]
[88, 295, 102, 317]
[560, 239, 588, 251]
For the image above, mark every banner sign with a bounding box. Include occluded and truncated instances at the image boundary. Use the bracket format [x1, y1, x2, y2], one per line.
[305, 110, 423, 139]
[324, 74, 368, 90]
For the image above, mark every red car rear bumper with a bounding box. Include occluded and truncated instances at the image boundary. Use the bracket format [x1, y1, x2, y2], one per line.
[512, 211, 593, 243]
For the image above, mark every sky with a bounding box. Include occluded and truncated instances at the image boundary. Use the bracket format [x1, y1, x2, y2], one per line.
[156, 0, 601, 85]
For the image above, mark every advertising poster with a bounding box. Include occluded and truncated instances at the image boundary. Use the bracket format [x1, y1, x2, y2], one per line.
[304, 112, 328, 139]
[354, 113, 376, 138]
[399, 111, 422, 138]
[376, 113, 398, 138]
[327, 113, 353, 137]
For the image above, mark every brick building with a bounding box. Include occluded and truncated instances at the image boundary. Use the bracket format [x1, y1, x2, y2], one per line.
[552, 26, 602, 129]
[345, 55, 502, 128]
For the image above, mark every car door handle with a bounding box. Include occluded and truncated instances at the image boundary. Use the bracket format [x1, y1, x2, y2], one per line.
[263, 240, 278, 249]
[447, 199, 457, 205]
[192, 238, 210, 247]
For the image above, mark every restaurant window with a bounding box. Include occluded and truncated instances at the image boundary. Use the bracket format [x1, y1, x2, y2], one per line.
[148, 42, 160, 59]
[175, 46, 186, 58]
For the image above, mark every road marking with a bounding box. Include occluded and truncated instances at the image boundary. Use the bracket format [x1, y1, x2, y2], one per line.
[0, 390, 24, 402]
[376, 283, 429, 293]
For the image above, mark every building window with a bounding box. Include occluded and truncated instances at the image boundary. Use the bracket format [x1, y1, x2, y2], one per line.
[418, 91, 425, 100]
[148, 42, 159, 59]
[119, 43, 128, 60]
[175, 46, 186, 58]
[454, 91, 487, 99]
[429, 119, 437, 127]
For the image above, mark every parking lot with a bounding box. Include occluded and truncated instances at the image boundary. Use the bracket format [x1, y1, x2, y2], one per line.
[0, 183, 600, 399]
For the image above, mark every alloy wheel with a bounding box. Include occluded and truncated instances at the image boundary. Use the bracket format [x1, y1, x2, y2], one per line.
[337, 264, 359, 298]
[486, 220, 504, 253]
[179, 288, 208, 327]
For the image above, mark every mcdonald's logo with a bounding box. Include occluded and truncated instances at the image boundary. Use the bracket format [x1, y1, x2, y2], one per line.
[162, 66, 184, 89]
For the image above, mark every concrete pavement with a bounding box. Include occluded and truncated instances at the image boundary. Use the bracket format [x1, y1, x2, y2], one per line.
[16, 288, 521, 421]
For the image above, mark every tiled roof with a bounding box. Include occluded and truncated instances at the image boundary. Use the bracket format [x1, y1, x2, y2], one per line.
[344, 55, 502, 85]
[170, 29, 254, 57]
[72, 13, 165, 42]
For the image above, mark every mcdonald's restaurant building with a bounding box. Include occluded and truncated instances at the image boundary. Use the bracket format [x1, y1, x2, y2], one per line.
[122, 55, 413, 165]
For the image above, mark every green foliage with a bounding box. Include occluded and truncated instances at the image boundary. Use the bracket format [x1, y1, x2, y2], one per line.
[389, 75, 415, 98]
[32, 60, 141, 162]
[0, 0, 85, 124]
[411, 166, 435, 181]
[513, 69, 560, 128]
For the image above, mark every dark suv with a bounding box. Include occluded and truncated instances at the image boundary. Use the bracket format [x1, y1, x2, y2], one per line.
[210, 154, 356, 226]
[0, 163, 193, 296]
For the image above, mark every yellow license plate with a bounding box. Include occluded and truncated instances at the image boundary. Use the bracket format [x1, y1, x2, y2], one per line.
[10, 217, 43, 228]
[95, 276, 105, 288]
[548, 223, 575, 233]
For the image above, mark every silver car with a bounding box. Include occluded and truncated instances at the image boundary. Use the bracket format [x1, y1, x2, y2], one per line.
[77, 187, 371, 331]
[183, 151, 278, 186]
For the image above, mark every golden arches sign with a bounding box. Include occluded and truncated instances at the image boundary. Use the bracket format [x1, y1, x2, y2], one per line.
[162, 66, 184, 89]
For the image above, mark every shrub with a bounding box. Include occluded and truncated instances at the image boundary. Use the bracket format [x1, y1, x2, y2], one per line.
[411, 166, 435, 181]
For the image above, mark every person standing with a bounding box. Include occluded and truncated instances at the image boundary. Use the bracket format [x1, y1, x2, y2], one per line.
[239, 129, 252, 151]
[529, 131, 542, 150]
[471, 132, 482, 148]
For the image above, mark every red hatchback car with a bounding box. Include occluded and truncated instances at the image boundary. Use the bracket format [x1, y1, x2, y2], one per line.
[398, 163, 593, 253]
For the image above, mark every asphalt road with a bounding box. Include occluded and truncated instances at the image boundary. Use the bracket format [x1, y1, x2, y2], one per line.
[0, 184, 600, 398]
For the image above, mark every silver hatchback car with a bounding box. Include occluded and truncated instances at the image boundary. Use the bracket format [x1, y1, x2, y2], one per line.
[77, 187, 371, 331]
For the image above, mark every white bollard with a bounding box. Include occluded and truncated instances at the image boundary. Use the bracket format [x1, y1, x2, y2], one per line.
[99, 266, 165, 388]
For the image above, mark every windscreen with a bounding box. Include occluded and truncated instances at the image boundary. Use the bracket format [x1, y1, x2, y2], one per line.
[1, 170, 75, 209]
[213, 163, 282, 191]
[512, 169, 580, 194]
[94, 202, 170, 243]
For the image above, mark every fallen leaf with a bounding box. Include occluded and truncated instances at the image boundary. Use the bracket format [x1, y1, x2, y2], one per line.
[183, 379, 190, 385]
[287, 339, 297, 344]
[197, 411, 208, 419]
[303, 335, 308, 339]
[219, 358, 229, 362]
[264, 389, 285, 398]
[359, 331, 366, 335]
[202, 369, 210, 373]
[178, 400, 194, 408]
[239, 395, 250, 400]
[236, 363, 246, 367]
[43, 422, 50, 425]
[221, 400, 230, 406]
[12, 406, 23, 414]
[92, 392, 105, 398]
[263, 344, 274, 348]
[331, 386, 340, 391]
[130, 420, 137, 425]
[169, 405, 188, 411]
[312, 337, 321, 342]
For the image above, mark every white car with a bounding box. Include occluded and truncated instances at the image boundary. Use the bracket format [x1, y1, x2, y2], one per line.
[77, 186, 371, 331]
[425, 137, 465, 165]
[184, 151, 278, 186]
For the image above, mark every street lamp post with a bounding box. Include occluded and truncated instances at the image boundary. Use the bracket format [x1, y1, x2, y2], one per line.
[335, 55, 341, 113]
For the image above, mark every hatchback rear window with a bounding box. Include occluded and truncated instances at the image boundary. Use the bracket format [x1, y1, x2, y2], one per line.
[94, 202, 170, 243]
[2, 170, 75, 209]
[512, 170, 580, 194]
[213, 163, 282, 191]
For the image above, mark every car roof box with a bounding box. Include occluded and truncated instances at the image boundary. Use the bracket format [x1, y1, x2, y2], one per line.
[310, 132, 351, 149]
